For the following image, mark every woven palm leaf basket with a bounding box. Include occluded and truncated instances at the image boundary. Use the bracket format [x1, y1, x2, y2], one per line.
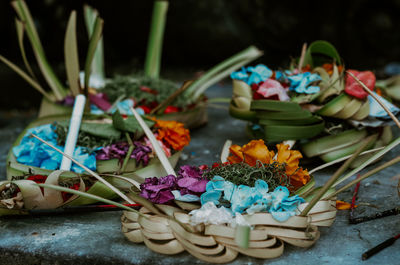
[121, 199, 336, 263]
[120, 137, 342, 263]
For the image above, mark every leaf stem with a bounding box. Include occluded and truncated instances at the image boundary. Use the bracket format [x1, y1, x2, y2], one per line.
[144, 0, 168, 79]
[183, 46, 262, 102]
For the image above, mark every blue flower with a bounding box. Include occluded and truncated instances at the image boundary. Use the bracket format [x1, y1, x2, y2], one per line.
[288, 72, 321, 94]
[247, 65, 273, 85]
[199, 176, 305, 222]
[201, 176, 225, 205]
[230, 64, 273, 85]
[13, 124, 97, 173]
[230, 185, 258, 213]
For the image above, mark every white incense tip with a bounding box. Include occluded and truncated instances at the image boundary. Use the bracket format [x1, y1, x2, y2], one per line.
[60, 94, 86, 171]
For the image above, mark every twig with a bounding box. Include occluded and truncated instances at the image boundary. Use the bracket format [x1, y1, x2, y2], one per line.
[30, 133, 135, 204]
[347, 71, 400, 130]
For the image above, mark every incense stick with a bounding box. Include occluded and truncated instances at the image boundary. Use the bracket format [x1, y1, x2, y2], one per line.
[60, 94, 86, 171]
[362, 233, 400, 260]
[350, 207, 400, 225]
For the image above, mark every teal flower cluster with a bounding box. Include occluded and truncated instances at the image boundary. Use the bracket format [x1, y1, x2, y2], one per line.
[200, 176, 305, 222]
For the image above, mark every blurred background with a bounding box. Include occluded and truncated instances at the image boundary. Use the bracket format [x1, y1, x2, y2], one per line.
[1, 0, 400, 110]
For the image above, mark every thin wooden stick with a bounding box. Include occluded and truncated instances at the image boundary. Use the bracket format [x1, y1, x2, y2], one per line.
[298, 43, 307, 72]
[309, 146, 385, 174]
[300, 135, 374, 216]
[328, 155, 400, 199]
[130, 107, 176, 176]
[30, 133, 135, 204]
[347, 71, 400, 129]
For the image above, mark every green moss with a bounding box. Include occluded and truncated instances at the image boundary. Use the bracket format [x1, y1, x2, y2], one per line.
[203, 162, 292, 191]
[100, 75, 191, 108]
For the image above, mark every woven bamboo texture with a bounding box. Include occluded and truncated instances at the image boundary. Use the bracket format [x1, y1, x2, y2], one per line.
[121, 200, 336, 263]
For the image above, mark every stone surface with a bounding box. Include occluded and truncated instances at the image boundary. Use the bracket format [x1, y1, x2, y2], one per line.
[0, 84, 399, 264]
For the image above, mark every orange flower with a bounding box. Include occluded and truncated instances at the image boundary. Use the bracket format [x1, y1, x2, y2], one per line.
[227, 140, 274, 166]
[274, 143, 310, 189]
[241, 140, 275, 166]
[227, 140, 310, 189]
[152, 119, 190, 151]
[336, 200, 358, 210]
[322, 63, 344, 75]
[227, 144, 244, 164]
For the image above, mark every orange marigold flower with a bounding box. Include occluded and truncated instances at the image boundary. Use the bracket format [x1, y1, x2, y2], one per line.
[227, 144, 244, 164]
[152, 119, 190, 151]
[274, 143, 310, 189]
[227, 140, 310, 189]
[275, 143, 302, 175]
[241, 140, 274, 166]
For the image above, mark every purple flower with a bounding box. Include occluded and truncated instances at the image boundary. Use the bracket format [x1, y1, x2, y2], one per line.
[178, 165, 203, 179]
[131, 141, 152, 166]
[176, 165, 208, 197]
[140, 175, 177, 204]
[96, 141, 152, 166]
[139, 165, 210, 204]
[59, 95, 75, 107]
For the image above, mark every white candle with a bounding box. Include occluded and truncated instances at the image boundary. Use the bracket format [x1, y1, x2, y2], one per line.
[60, 94, 86, 171]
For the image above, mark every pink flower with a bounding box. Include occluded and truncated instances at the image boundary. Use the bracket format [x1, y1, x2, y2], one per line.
[256, 79, 290, 101]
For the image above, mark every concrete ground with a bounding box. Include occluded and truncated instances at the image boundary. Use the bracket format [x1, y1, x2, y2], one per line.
[0, 84, 399, 265]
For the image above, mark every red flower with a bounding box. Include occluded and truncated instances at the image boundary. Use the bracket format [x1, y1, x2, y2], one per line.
[27, 175, 47, 183]
[140, 86, 158, 95]
[138, 105, 151, 114]
[199, 164, 209, 170]
[212, 162, 220, 168]
[345, 70, 376, 99]
[164, 106, 180, 114]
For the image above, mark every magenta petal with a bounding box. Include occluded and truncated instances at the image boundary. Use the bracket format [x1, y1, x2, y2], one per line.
[177, 177, 198, 188]
[89, 93, 112, 111]
[156, 190, 175, 204]
[188, 179, 208, 193]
